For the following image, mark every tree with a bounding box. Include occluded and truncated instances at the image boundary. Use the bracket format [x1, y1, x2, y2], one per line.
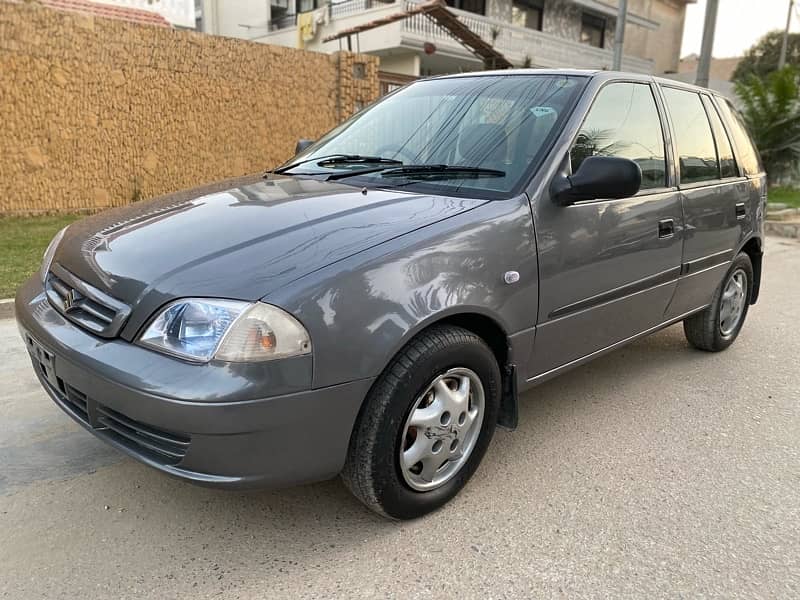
[735, 67, 800, 183]
[732, 30, 800, 82]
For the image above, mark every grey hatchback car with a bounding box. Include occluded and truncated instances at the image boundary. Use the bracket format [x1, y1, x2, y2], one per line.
[16, 70, 766, 519]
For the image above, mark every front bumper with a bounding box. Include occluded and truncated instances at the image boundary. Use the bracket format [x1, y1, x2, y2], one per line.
[15, 277, 374, 489]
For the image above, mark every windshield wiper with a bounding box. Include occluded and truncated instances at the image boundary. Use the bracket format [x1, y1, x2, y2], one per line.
[318, 155, 402, 167]
[326, 164, 506, 182]
[325, 166, 395, 181]
[379, 165, 506, 179]
[272, 154, 401, 174]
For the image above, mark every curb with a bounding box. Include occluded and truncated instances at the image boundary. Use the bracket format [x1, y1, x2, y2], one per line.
[765, 220, 800, 239]
[0, 299, 15, 321]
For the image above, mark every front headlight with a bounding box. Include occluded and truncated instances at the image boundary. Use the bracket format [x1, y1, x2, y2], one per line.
[138, 299, 311, 363]
[40, 226, 69, 282]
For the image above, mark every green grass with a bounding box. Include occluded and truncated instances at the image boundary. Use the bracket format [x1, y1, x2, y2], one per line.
[0, 215, 82, 298]
[768, 186, 800, 208]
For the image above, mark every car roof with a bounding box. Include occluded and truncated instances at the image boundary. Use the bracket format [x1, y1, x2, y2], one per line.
[428, 69, 733, 104]
[434, 68, 602, 79]
[652, 75, 711, 94]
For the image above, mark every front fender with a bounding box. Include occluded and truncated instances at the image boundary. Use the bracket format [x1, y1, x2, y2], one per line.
[264, 194, 539, 389]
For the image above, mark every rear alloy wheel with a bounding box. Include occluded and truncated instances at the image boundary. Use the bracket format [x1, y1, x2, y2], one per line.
[683, 252, 753, 352]
[342, 325, 500, 520]
[719, 269, 748, 337]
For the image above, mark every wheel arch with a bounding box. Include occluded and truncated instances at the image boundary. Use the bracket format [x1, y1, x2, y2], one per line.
[368, 308, 519, 430]
[738, 236, 763, 304]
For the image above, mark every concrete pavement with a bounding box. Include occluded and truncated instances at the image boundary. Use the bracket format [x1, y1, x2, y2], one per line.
[1, 237, 799, 599]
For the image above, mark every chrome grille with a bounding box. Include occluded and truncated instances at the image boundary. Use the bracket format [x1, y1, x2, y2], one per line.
[45, 264, 130, 338]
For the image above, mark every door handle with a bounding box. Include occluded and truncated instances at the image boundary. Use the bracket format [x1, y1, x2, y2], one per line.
[735, 203, 746, 220]
[658, 218, 675, 239]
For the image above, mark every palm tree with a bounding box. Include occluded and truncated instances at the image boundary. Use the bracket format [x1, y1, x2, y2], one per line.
[570, 128, 629, 172]
[735, 67, 800, 183]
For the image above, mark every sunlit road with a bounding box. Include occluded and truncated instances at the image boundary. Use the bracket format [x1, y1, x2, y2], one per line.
[1, 237, 798, 599]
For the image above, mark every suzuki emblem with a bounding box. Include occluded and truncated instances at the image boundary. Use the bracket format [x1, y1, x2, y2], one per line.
[63, 289, 78, 311]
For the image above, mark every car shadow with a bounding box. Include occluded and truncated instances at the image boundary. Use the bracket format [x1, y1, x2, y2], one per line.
[489, 323, 696, 460]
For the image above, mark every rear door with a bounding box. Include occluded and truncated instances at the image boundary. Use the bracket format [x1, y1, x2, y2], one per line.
[716, 97, 768, 241]
[659, 86, 754, 318]
[528, 79, 684, 380]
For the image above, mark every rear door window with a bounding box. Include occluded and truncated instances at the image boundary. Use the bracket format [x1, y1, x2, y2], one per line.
[571, 82, 667, 189]
[662, 87, 720, 184]
[716, 99, 764, 176]
[702, 95, 738, 178]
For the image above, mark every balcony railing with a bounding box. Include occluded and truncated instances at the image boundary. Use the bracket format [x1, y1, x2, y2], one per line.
[271, 1, 394, 31]
[401, 2, 652, 72]
[330, 0, 396, 18]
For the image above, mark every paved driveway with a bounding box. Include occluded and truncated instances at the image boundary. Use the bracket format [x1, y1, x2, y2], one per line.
[1, 238, 799, 599]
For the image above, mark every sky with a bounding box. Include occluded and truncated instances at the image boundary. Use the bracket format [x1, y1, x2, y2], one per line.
[680, 0, 799, 58]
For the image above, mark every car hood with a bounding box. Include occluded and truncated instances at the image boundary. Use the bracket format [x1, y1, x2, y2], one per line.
[53, 175, 486, 331]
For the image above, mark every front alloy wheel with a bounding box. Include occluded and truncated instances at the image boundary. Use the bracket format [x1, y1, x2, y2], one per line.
[342, 325, 500, 520]
[399, 368, 485, 491]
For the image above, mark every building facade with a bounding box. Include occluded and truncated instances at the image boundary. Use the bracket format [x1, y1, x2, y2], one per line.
[88, 0, 693, 79]
[662, 53, 742, 105]
[625, 0, 693, 74]
[254, 0, 694, 78]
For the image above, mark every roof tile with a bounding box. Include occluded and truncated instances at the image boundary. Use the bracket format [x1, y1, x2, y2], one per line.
[40, 0, 173, 27]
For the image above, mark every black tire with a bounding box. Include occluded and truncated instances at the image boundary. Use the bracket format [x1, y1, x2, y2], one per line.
[341, 325, 501, 520]
[683, 252, 753, 352]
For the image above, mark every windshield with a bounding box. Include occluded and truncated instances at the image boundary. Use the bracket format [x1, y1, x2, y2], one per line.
[283, 74, 586, 197]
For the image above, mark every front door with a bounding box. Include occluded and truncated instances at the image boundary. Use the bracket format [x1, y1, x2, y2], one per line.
[528, 80, 684, 380]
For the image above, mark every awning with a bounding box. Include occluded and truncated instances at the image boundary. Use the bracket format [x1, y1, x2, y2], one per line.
[572, 0, 660, 31]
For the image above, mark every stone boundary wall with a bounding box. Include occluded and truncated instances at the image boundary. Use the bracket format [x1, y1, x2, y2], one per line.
[0, 1, 379, 215]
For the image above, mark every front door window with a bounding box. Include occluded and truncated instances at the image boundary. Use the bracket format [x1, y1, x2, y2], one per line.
[571, 82, 667, 189]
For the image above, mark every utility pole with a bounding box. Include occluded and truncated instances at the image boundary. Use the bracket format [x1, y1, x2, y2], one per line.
[612, 0, 628, 71]
[779, 0, 794, 70]
[696, 0, 719, 88]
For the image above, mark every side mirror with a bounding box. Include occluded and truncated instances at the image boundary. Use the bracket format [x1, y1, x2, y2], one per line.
[551, 156, 642, 206]
[295, 139, 315, 155]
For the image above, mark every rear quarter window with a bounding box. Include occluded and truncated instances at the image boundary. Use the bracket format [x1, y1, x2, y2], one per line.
[716, 99, 764, 176]
[702, 95, 738, 178]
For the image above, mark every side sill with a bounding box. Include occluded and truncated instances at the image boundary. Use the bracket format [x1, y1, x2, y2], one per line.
[523, 305, 709, 389]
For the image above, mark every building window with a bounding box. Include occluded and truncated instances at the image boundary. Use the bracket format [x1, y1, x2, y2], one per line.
[194, 0, 203, 31]
[511, 0, 543, 30]
[297, 0, 318, 13]
[445, 0, 486, 16]
[580, 13, 605, 48]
